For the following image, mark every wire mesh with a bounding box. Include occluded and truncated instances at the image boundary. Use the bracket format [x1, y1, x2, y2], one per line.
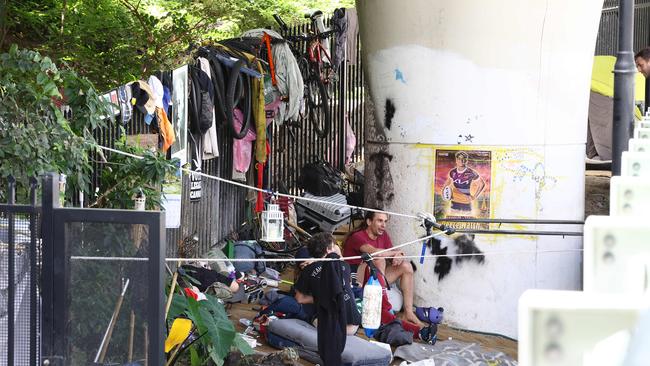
[0, 209, 41, 366]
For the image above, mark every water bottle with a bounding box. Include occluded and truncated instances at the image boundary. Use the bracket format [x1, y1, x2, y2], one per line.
[361, 275, 382, 337]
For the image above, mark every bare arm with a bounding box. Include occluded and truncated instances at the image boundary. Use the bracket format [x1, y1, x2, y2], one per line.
[471, 177, 486, 200]
[358, 243, 404, 266]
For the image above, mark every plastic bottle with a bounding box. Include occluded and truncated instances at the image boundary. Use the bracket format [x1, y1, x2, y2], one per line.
[361, 275, 382, 337]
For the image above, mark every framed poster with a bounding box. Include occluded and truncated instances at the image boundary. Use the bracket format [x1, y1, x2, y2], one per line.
[434, 149, 492, 229]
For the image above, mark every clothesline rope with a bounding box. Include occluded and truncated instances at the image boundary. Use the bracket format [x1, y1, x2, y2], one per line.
[96, 144, 419, 219]
[69, 248, 584, 263]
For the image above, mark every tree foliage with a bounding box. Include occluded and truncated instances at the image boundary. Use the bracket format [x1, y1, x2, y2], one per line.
[2, 0, 354, 90]
[0, 45, 109, 193]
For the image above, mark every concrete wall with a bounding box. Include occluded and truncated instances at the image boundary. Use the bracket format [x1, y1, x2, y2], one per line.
[357, 0, 604, 338]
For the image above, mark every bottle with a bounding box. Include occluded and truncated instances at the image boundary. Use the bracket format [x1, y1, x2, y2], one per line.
[361, 275, 382, 337]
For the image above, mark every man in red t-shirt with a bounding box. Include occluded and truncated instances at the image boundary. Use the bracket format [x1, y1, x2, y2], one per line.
[343, 211, 424, 328]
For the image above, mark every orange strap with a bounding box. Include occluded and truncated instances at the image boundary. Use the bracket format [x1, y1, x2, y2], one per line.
[263, 32, 277, 86]
[256, 162, 264, 213]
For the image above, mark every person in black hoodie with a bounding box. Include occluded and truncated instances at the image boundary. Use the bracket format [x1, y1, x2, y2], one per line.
[294, 233, 361, 366]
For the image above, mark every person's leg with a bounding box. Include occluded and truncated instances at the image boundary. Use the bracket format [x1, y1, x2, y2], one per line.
[385, 261, 424, 327]
[346, 324, 359, 335]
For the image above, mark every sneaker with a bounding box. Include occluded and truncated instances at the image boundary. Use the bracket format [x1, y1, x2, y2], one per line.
[415, 306, 444, 324]
[419, 323, 438, 345]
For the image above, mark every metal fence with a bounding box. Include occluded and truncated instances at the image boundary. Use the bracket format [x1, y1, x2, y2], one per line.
[596, 0, 650, 55]
[271, 20, 365, 194]
[86, 19, 365, 257]
[86, 105, 248, 258]
[0, 178, 41, 366]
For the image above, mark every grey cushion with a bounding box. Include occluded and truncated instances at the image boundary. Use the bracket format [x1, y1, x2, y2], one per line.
[267, 318, 392, 366]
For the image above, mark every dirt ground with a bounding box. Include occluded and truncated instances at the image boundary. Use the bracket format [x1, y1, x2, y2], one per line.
[585, 170, 610, 216]
[228, 298, 518, 366]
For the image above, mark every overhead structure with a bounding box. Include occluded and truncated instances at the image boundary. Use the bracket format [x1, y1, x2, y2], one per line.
[357, 0, 604, 337]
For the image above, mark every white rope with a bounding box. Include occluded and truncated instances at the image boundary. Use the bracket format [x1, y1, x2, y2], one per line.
[70, 248, 584, 263]
[96, 144, 419, 220]
[372, 232, 445, 256]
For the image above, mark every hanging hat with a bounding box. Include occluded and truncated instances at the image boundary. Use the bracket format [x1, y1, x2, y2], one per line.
[130, 80, 157, 115]
[147, 75, 165, 109]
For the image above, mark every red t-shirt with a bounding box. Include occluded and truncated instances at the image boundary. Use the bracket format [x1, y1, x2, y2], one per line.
[343, 229, 393, 265]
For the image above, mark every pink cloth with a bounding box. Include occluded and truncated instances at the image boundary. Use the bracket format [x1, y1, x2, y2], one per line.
[233, 108, 257, 173]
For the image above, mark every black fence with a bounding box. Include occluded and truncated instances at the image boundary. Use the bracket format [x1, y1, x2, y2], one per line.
[0, 178, 41, 366]
[85, 18, 365, 258]
[271, 20, 365, 193]
[596, 0, 650, 55]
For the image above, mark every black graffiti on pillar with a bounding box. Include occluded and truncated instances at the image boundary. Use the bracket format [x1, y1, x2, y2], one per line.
[429, 234, 485, 282]
[429, 237, 452, 281]
[368, 152, 395, 203]
[384, 99, 395, 130]
[454, 234, 485, 264]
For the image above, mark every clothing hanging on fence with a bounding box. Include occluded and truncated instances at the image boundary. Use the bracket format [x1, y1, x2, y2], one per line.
[197, 57, 220, 159]
[232, 108, 257, 178]
[156, 107, 175, 152]
[332, 8, 348, 69]
[130, 80, 157, 124]
[241, 29, 304, 124]
[117, 85, 132, 124]
[345, 8, 359, 65]
[188, 66, 214, 136]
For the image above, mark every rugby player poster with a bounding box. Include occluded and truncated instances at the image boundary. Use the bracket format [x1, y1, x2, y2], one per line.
[433, 149, 492, 229]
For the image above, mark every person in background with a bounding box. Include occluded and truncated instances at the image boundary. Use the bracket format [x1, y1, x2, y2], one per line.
[635, 47, 650, 77]
[294, 232, 361, 335]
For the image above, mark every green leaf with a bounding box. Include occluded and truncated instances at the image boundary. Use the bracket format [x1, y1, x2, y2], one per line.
[189, 345, 201, 366]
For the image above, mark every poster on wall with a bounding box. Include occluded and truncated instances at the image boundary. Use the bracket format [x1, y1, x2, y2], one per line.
[433, 149, 492, 230]
[171, 65, 188, 165]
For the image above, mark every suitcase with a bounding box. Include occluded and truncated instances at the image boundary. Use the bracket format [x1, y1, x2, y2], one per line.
[295, 192, 352, 233]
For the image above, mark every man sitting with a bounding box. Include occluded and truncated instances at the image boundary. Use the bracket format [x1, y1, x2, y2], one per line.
[343, 211, 427, 336]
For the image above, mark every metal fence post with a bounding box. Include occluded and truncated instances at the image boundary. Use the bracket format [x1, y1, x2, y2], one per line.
[612, 0, 636, 175]
[41, 172, 60, 364]
[29, 177, 39, 365]
[148, 213, 166, 366]
[7, 176, 16, 366]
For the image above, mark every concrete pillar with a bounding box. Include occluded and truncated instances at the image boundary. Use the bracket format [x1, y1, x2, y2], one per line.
[358, 0, 604, 338]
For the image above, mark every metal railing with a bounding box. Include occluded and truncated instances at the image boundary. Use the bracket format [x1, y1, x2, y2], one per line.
[0, 177, 41, 366]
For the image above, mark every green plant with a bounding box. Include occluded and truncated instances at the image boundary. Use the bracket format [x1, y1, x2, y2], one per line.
[167, 290, 253, 365]
[0, 45, 110, 196]
[91, 137, 179, 209]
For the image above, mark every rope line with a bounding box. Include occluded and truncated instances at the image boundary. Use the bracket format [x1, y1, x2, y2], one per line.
[70, 248, 584, 263]
[96, 144, 419, 219]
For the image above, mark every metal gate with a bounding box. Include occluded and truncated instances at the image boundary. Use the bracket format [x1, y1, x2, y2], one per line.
[40, 173, 165, 365]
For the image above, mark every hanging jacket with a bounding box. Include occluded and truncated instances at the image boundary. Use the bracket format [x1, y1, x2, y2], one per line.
[188, 66, 215, 135]
[316, 253, 347, 366]
[197, 57, 219, 159]
[241, 29, 304, 124]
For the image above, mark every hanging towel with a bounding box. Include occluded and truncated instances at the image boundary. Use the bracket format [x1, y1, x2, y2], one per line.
[156, 107, 176, 152]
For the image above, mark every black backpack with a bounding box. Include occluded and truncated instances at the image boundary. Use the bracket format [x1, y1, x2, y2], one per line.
[299, 160, 343, 196]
